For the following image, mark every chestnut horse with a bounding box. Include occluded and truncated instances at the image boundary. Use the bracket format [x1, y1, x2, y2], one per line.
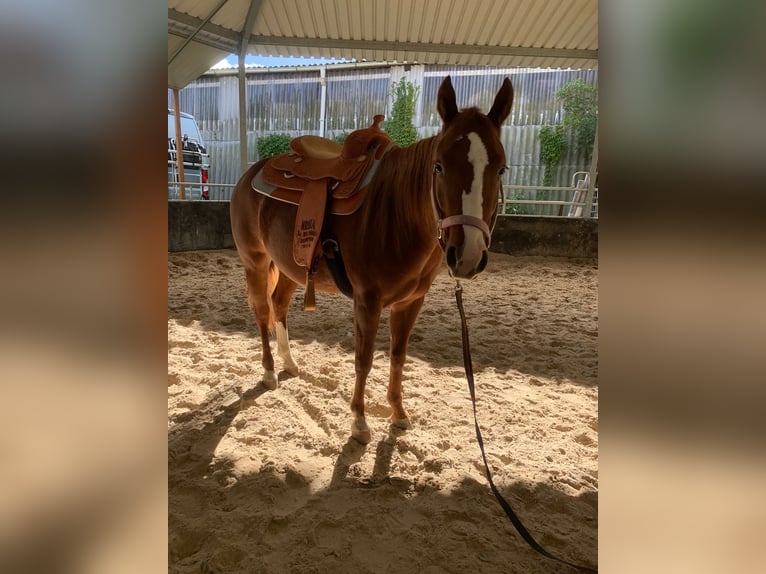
[230, 76, 513, 443]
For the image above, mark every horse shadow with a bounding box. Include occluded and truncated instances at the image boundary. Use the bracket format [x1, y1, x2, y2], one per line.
[169, 399, 598, 573]
[168, 384, 269, 485]
[169, 291, 597, 390]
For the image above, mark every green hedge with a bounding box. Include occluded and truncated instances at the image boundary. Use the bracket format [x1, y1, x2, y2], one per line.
[257, 133, 292, 159]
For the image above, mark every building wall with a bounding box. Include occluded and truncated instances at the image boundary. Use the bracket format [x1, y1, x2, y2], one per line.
[169, 64, 597, 210]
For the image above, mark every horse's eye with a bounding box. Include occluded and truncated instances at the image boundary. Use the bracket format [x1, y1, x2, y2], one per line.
[433, 162, 444, 176]
[498, 166, 508, 177]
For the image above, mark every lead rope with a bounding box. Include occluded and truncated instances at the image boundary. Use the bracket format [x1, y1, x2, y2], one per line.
[455, 281, 597, 574]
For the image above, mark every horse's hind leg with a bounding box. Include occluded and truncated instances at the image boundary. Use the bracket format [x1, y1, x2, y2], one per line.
[350, 292, 383, 444]
[387, 297, 426, 430]
[271, 272, 300, 376]
[244, 259, 278, 389]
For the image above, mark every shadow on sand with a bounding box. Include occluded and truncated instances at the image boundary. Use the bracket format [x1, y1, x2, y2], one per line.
[169, 389, 597, 574]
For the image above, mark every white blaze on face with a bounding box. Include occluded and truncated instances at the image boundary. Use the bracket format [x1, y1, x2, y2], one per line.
[463, 132, 489, 254]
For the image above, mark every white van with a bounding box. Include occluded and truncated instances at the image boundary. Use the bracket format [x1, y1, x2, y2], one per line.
[168, 110, 210, 200]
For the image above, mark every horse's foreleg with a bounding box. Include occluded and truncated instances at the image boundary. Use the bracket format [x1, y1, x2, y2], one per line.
[388, 297, 426, 429]
[350, 292, 382, 444]
[244, 263, 277, 389]
[271, 272, 300, 376]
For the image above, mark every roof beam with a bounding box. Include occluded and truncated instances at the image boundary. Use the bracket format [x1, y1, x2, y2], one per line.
[239, 0, 263, 56]
[246, 36, 598, 61]
[168, 30, 237, 54]
[168, 8, 240, 45]
[168, 1, 232, 65]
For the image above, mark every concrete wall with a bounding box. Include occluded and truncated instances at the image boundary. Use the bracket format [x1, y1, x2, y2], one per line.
[168, 201, 234, 252]
[168, 201, 597, 258]
[491, 216, 597, 258]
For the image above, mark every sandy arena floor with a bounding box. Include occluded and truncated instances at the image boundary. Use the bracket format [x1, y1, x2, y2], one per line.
[168, 249, 598, 573]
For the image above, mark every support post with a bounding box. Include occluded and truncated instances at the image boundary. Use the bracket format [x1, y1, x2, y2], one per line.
[319, 66, 327, 138]
[238, 0, 263, 173]
[584, 126, 599, 218]
[172, 88, 186, 200]
[238, 52, 247, 173]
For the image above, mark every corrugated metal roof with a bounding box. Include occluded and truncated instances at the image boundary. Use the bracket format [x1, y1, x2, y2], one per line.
[169, 0, 598, 88]
[168, 33, 231, 89]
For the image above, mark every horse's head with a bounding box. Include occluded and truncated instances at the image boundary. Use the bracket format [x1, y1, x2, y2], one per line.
[433, 76, 513, 279]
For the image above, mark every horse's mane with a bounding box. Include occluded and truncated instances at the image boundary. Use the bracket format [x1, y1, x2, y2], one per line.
[361, 136, 440, 253]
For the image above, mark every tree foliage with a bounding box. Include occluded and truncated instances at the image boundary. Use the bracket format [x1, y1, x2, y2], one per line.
[536, 80, 596, 192]
[554, 80, 598, 159]
[538, 124, 565, 189]
[384, 78, 420, 147]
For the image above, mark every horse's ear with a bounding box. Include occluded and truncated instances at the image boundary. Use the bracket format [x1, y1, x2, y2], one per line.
[487, 77, 514, 127]
[437, 76, 458, 125]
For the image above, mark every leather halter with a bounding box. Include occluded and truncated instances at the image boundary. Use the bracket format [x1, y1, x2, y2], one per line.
[432, 183, 500, 251]
[438, 214, 492, 247]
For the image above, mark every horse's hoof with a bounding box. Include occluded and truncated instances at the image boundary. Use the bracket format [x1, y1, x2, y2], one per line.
[283, 362, 300, 377]
[351, 417, 372, 444]
[262, 370, 277, 390]
[352, 428, 372, 444]
[390, 417, 412, 430]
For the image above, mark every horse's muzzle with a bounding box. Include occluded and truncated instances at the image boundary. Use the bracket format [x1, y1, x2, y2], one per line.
[441, 215, 491, 279]
[446, 244, 489, 279]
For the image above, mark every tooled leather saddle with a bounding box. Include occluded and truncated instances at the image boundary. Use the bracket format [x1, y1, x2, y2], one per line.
[251, 115, 395, 310]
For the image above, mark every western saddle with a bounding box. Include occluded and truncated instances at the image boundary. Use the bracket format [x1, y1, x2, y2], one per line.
[252, 115, 394, 310]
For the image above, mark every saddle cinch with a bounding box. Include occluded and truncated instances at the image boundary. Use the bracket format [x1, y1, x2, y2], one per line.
[252, 115, 394, 310]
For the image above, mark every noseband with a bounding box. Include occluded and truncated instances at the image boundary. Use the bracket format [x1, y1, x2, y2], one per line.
[433, 187, 500, 251]
[438, 215, 492, 247]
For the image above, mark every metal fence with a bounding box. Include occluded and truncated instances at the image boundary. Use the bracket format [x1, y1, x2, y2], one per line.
[501, 172, 598, 219]
[169, 179, 599, 220]
[169, 63, 597, 217]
